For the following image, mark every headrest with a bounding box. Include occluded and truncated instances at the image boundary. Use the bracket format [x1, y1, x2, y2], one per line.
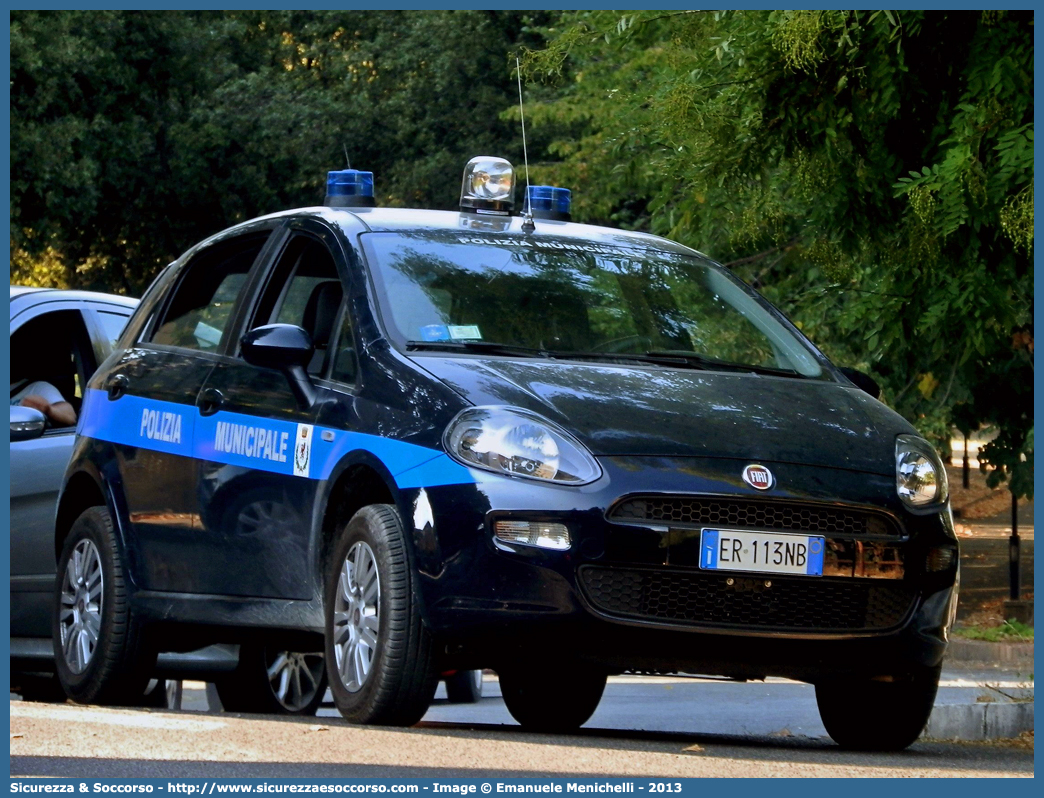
[302, 280, 343, 347]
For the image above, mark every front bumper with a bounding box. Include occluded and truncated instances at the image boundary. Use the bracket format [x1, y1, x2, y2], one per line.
[407, 455, 959, 682]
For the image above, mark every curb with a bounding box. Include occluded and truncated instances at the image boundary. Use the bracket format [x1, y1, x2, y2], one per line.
[925, 701, 1034, 742]
[946, 639, 1034, 667]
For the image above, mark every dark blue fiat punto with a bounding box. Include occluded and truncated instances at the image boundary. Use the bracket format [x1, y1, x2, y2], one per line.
[54, 157, 957, 749]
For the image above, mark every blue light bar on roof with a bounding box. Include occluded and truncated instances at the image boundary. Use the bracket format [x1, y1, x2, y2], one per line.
[325, 169, 376, 208]
[523, 185, 571, 222]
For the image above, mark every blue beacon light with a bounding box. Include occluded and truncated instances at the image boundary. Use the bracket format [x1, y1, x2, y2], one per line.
[523, 185, 571, 222]
[324, 169, 376, 208]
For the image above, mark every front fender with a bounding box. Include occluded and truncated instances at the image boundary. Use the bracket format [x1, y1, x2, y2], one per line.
[55, 437, 136, 583]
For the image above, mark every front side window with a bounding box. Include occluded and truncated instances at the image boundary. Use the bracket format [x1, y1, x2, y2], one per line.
[10, 309, 95, 427]
[329, 312, 357, 384]
[362, 231, 824, 378]
[151, 234, 268, 351]
[251, 234, 343, 376]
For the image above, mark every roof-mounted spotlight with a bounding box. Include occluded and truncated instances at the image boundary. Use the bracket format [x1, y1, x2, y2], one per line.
[459, 157, 514, 215]
[523, 185, 572, 222]
[325, 169, 376, 208]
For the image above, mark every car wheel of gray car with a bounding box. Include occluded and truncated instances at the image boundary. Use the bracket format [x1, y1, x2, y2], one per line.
[324, 504, 438, 725]
[52, 506, 155, 705]
[216, 645, 327, 715]
[141, 678, 183, 710]
[444, 670, 483, 704]
[498, 663, 607, 733]
[816, 665, 941, 751]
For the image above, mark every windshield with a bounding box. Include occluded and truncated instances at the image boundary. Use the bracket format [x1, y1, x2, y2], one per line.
[362, 231, 824, 378]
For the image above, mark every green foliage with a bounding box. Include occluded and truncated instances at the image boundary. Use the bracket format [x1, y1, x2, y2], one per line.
[11, 10, 544, 293]
[518, 9, 1033, 496]
[1001, 186, 1034, 252]
[9, 11, 1033, 498]
[771, 10, 846, 73]
[953, 619, 1033, 642]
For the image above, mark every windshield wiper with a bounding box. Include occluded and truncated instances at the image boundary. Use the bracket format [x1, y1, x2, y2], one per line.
[404, 342, 801, 376]
[546, 351, 708, 370]
[644, 350, 801, 377]
[405, 340, 551, 358]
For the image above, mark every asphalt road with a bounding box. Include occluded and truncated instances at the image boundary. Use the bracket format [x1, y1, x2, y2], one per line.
[10, 675, 1033, 778]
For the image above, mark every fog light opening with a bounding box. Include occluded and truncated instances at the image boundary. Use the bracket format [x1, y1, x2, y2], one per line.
[494, 520, 570, 551]
[926, 547, 956, 573]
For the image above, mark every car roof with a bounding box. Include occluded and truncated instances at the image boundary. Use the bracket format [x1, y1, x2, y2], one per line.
[226, 206, 711, 261]
[9, 285, 139, 309]
[9, 285, 49, 298]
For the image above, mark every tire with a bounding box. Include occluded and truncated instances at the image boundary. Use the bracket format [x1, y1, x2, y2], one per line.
[324, 504, 438, 725]
[215, 644, 327, 715]
[444, 670, 483, 704]
[816, 666, 941, 751]
[498, 664, 607, 733]
[52, 506, 155, 705]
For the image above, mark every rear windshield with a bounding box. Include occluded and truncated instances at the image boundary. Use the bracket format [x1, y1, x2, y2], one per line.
[361, 231, 824, 378]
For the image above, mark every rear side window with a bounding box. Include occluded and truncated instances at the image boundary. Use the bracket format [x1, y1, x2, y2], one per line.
[95, 310, 131, 349]
[151, 234, 269, 351]
[119, 261, 178, 347]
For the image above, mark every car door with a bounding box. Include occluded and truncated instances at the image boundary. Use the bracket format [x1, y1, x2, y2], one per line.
[84, 228, 280, 593]
[191, 219, 350, 599]
[10, 300, 100, 636]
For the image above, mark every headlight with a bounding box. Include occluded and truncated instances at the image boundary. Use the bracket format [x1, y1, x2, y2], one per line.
[895, 434, 948, 507]
[444, 407, 601, 485]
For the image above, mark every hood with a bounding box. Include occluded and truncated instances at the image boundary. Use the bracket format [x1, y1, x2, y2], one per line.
[415, 356, 916, 475]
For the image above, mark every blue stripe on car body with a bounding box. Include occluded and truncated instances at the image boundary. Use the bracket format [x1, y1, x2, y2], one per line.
[78, 388, 476, 488]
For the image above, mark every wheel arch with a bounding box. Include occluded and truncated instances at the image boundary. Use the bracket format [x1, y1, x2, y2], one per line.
[54, 441, 139, 585]
[316, 451, 409, 586]
[54, 467, 110, 564]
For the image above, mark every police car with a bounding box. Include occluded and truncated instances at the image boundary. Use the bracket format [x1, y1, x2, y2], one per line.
[55, 157, 957, 749]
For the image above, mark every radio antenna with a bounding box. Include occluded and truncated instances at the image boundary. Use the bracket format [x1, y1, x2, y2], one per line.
[516, 57, 535, 233]
[343, 143, 351, 169]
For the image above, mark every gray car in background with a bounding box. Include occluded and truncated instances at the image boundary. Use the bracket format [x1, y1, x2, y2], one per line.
[9, 287, 483, 710]
[9, 287, 140, 699]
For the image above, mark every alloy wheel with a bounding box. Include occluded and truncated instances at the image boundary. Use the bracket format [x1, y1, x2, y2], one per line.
[58, 539, 104, 674]
[332, 541, 381, 692]
[266, 650, 326, 711]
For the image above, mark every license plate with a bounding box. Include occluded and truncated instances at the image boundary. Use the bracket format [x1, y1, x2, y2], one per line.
[699, 528, 824, 577]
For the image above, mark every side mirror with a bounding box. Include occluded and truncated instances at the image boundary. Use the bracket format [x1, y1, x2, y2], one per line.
[11, 405, 47, 442]
[839, 367, 881, 400]
[241, 324, 316, 408]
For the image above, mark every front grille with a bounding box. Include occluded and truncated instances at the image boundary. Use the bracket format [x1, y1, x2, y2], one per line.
[579, 566, 916, 632]
[610, 496, 900, 537]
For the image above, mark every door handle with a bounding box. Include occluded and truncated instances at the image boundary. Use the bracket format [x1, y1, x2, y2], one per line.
[196, 387, 225, 417]
[106, 373, 130, 401]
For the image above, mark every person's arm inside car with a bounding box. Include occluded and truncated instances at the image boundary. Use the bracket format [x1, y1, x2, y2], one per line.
[18, 381, 77, 426]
